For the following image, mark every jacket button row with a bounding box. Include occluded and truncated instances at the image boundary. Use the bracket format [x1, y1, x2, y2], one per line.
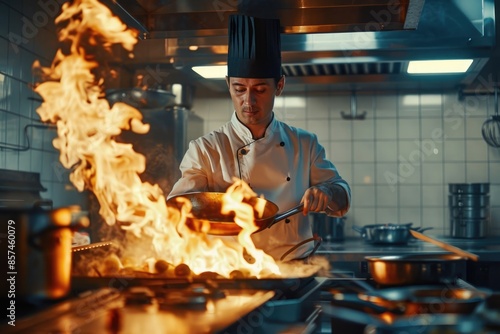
[285, 219, 291, 224]
[286, 177, 291, 181]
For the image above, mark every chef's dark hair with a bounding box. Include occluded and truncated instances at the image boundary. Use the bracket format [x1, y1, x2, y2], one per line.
[227, 15, 282, 79]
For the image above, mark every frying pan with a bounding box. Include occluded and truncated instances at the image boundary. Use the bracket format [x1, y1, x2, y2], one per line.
[167, 192, 303, 236]
[323, 305, 484, 334]
[330, 285, 491, 316]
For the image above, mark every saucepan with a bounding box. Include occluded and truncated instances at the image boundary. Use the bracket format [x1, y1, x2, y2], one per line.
[352, 223, 433, 244]
[365, 254, 467, 286]
[167, 192, 303, 236]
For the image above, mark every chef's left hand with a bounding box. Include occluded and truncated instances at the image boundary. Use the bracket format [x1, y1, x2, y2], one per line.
[300, 185, 331, 214]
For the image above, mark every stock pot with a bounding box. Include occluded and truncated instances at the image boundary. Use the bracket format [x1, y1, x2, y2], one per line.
[0, 206, 89, 300]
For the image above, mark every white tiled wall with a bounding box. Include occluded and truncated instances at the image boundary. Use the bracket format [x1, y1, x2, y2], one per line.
[0, 0, 88, 208]
[192, 91, 500, 237]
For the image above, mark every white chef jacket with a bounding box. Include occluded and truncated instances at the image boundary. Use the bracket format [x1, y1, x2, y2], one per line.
[168, 112, 351, 260]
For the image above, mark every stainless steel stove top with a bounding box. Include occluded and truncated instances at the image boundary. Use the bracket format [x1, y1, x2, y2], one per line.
[8, 278, 327, 334]
[11, 286, 274, 334]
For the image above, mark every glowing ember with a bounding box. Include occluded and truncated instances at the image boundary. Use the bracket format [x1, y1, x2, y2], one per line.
[33, 0, 280, 277]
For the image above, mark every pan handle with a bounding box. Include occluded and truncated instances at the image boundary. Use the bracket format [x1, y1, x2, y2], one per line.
[411, 227, 433, 233]
[352, 225, 366, 237]
[280, 235, 322, 261]
[267, 204, 304, 228]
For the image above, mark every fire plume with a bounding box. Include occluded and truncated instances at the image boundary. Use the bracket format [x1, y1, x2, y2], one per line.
[34, 0, 280, 277]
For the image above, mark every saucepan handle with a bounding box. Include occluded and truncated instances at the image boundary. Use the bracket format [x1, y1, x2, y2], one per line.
[411, 227, 434, 233]
[352, 225, 366, 237]
[268, 204, 304, 228]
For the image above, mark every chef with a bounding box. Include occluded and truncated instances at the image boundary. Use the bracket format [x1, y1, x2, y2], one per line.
[168, 14, 351, 260]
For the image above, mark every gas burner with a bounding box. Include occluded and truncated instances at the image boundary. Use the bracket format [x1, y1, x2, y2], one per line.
[155, 283, 227, 310]
[189, 283, 226, 299]
[124, 286, 156, 306]
[158, 291, 208, 310]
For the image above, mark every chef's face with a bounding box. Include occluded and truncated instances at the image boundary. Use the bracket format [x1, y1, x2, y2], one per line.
[226, 76, 285, 130]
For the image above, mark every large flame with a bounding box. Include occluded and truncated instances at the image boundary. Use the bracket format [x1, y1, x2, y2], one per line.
[34, 0, 279, 277]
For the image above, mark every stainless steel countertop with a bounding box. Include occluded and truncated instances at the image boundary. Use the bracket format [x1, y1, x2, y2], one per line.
[316, 235, 500, 261]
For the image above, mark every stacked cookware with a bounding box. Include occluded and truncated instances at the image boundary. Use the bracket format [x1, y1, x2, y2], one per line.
[449, 183, 489, 238]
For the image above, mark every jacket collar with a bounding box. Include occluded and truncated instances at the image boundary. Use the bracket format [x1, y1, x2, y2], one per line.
[230, 111, 278, 142]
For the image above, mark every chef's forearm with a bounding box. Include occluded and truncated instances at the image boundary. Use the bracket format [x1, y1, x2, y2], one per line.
[327, 183, 349, 213]
[316, 180, 350, 216]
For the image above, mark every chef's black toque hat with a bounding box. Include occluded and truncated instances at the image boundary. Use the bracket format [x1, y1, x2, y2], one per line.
[227, 14, 282, 78]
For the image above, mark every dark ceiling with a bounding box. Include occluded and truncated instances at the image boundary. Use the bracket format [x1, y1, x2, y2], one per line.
[106, 0, 498, 95]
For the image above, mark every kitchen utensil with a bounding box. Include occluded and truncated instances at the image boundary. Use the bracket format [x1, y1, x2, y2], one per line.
[352, 223, 432, 244]
[449, 183, 490, 238]
[481, 292, 500, 329]
[323, 305, 484, 334]
[449, 194, 490, 207]
[330, 285, 491, 316]
[451, 218, 487, 239]
[352, 223, 411, 240]
[0, 206, 89, 300]
[279, 235, 322, 261]
[365, 254, 466, 286]
[167, 192, 303, 236]
[409, 230, 479, 261]
[325, 285, 490, 334]
[370, 225, 433, 244]
[450, 207, 489, 219]
[482, 87, 500, 148]
[449, 183, 490, 195]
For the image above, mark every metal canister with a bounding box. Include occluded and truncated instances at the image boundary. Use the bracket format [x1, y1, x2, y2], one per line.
[448, 183, 489, 238]
[0, 206, 89, 300]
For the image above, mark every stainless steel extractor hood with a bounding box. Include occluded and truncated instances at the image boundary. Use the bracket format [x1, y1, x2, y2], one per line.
[106, 0, 497, 94]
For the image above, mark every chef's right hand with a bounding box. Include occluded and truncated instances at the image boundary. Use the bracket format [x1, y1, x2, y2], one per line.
[300, 185, 331, 215]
